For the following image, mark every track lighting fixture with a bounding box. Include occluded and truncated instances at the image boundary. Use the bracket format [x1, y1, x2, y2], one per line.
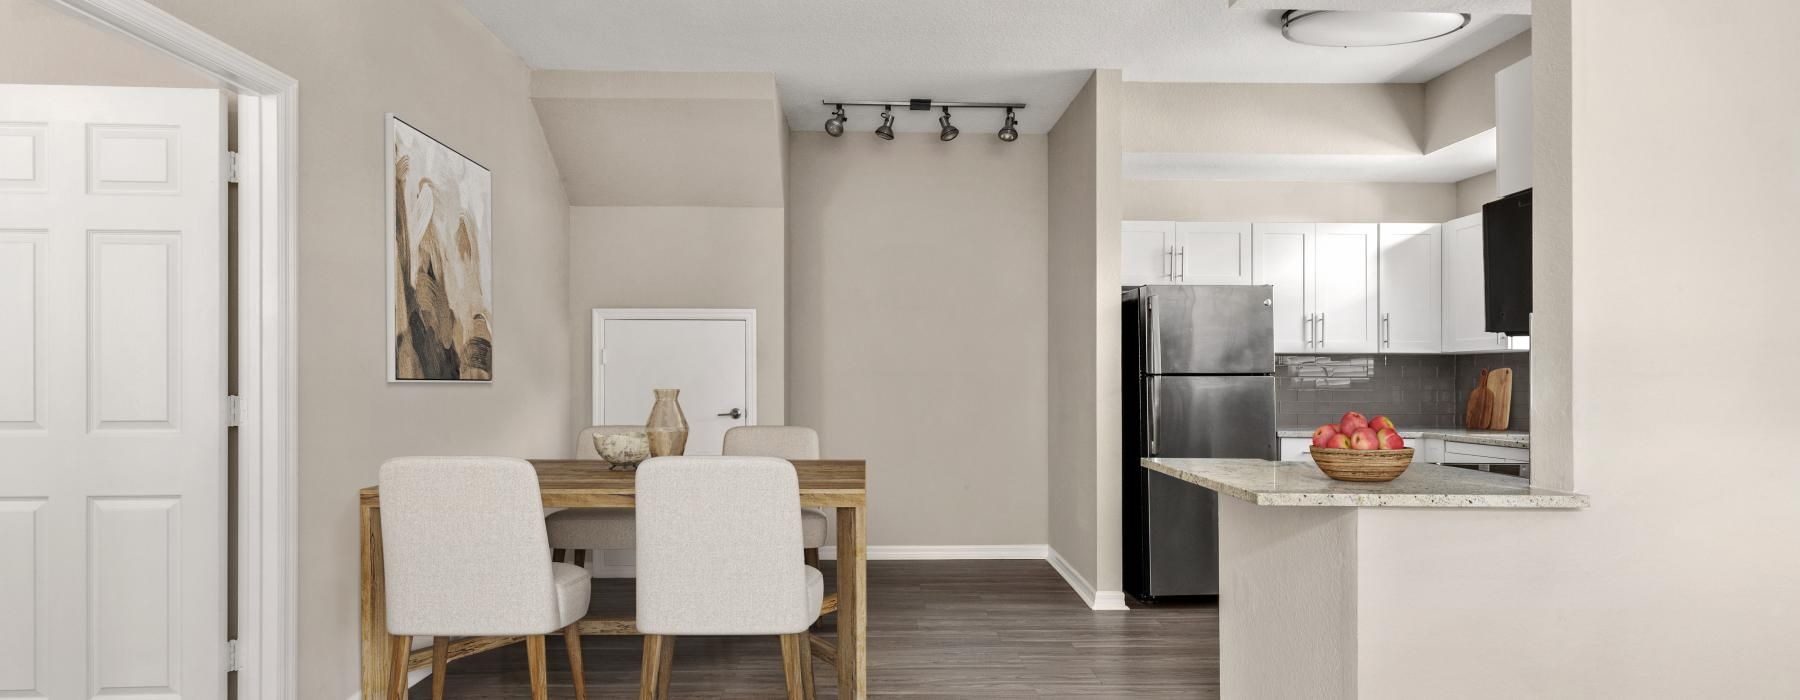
[875, 108, 895, 140]
[824, 104, 847, 137]
[822, 99, 1026, 143]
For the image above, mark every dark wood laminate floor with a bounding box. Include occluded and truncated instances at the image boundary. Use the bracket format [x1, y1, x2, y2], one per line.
[414, 560, 1219, 698]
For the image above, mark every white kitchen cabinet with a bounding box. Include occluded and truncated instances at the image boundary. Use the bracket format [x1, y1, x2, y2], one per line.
[1496, 57, 1533, 196]
[1122, 220, 1176, 286]
[1441, 213, 1522, 353]
[1279, 437, 1317, 465]
[1378, 223, 1443, 353]
[1312, 224, 1380, 353]
[1174, 222, 1254, 284]
[1254, 223, 1378, 354]
[1254, 223, 1314, 353]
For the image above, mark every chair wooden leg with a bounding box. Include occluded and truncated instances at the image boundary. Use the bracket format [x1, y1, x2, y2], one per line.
[804, 547, 820, 569]
[430, 637, 449, 700]
[387, 635, 410, 700]
[563, 624, 588, 700]
[780, 632, 812, 700]
[552, 548, 567, 563]
[640, 634, 674, 700]
[526, 635, 548, 700]
[572, 549, 587, 568]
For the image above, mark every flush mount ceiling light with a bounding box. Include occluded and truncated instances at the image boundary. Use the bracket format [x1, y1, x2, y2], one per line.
[1280, 10, 1470, 48]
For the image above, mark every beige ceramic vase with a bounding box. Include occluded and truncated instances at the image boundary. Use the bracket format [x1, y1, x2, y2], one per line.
[645, 388, 689, 457]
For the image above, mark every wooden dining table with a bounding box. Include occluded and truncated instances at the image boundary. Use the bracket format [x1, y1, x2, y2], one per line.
[359, 458, 870, 698]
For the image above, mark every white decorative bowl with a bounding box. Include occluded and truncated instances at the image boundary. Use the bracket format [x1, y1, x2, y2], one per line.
[595, 432, 651, 470]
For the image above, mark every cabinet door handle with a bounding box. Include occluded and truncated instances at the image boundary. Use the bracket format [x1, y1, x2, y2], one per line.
[1382, 313, 1391, 348]
[1303, 313, 1313, 348]
[1165, 247, 1172, 280]
[1318, 313, 1326, 348]
[1177, 246, 1187, 282]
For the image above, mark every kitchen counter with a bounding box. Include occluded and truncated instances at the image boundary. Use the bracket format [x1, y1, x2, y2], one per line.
[1277, 427, 1530, 449]
[1142, 458, 1586, 508]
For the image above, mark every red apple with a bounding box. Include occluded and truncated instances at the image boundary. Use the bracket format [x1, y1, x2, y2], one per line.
[1339, 414, 1369, 435]
[1311, 424, 1339, 447]
[1349, 428, 1380, 451]
[1368, 415, 1397, 432]
[1321, 433, 1351, 449]
[1376, 428, 1404, 450]
[1339, 411, 1367, 427]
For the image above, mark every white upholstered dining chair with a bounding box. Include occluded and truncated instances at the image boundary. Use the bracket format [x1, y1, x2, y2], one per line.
[546, 426, 642, 568]
[634, 456, 824, 699]
[379, 457, 592, 700]
[722, 426, 829, 567]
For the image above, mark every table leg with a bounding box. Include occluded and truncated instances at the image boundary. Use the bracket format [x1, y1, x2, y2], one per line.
[835, 505, 866, 699]
[361, 504, 392, 699]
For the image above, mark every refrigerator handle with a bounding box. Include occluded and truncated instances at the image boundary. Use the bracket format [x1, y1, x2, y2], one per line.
[1147, 375, 1159, 456]
[1146, 295, 1162, 374]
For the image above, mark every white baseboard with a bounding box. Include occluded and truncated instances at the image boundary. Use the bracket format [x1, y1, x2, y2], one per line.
[817, 544, 1050, 560]
[1046, 546, 1130, 611]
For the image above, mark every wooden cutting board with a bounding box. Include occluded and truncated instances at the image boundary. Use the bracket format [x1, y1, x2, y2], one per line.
[1485, 368, 1514, 430]
[1465, 369, 1493, 429]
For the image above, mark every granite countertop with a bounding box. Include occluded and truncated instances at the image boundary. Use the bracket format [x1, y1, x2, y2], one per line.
[1277, 427, 1530, 449]
[1143, 458, 1587, 509]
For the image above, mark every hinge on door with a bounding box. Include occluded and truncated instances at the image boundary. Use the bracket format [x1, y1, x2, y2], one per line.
[225, 639, 241, 672]
[226, 151, 240, 184]
[225, 395, 242, 427]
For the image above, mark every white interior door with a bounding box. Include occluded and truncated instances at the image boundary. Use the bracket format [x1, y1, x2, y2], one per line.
[0, 85, 227, 700]
[1313, 223, 1380, 353]
[1252, 223, 1313, 353]
[594, 313, 753, 456]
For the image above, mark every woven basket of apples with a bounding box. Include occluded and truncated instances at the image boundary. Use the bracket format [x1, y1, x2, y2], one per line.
[1308, 412, 1414, 482]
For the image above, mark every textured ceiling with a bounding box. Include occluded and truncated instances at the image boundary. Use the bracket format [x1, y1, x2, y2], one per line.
[458, 0, 1529, 135]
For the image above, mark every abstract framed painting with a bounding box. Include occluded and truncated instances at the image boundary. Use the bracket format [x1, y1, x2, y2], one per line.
[386, 115, 493, 382]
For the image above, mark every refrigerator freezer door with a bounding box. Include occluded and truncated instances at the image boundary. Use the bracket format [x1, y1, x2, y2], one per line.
[1144, 285, 1274, 375]
[1149, 375, 1278, 461]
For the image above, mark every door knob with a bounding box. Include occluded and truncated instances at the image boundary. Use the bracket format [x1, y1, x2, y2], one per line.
[717, 408, 743, 419]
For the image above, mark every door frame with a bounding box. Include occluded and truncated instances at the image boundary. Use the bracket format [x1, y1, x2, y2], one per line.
[48, 2, 301, 698]
[590, 308, 757, 427]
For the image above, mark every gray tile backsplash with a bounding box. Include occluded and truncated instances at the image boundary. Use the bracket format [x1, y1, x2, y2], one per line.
[1277, 354, 1530, 431]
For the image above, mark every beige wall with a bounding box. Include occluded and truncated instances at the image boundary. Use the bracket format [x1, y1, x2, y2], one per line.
[1046, 70, 1123, 596]
[1453, 170, 1498, 218]
[0, 0, 215, 87]
[785, 132, 1049, 547]
[1423, 31, 1532, 153]
[1351, 2, 1800, 697]
[136, 1, 574, 697]
[567, 205, 786, 432]
[1125, 179, 1458, 223]
[1124, 81, 1424, 155]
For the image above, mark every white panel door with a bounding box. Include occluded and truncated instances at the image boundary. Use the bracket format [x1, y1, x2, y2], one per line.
[594, 315, 752, 456]
[1120, 220, 1173, 286]
[0, 85, 226, 700]
[1174, 222, 1253, 285]
[1312, 224, 1379, 353]
[1252, 223, 1313, 353]
[1441, 213, 1504, 352]
[1378, 223, 1443, 353]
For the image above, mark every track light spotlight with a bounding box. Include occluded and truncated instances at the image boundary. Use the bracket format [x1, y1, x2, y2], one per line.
[939, 107, 959, 141]
[825, 104, 847, 137]
[875, 108, 895, 140]
[997, 108, 1019, 142]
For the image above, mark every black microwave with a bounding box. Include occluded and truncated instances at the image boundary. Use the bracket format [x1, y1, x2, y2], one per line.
[1481, 188, 1531, 336]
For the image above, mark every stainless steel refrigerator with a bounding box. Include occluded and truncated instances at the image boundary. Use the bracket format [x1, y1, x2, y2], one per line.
[1122, 285, 1276, 600]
